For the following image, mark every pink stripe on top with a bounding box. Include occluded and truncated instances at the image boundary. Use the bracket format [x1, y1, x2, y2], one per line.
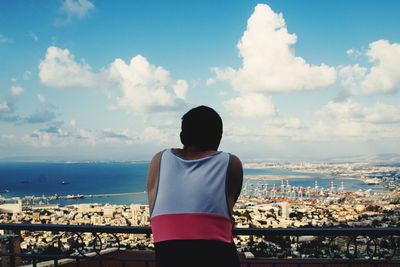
[151, 213, 233, 243]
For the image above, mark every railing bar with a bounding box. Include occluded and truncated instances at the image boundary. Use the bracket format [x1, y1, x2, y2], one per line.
[1, 223, 400, 236]
[1, 223, 400, 265]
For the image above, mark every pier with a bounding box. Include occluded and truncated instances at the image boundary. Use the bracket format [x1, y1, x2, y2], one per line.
[19, 191, 147, 205]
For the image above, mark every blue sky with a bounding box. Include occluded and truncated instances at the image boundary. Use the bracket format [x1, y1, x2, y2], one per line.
[1, 0, 400, 161]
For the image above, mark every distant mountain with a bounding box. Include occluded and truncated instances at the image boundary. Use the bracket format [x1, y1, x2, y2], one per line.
[2, 153, 399, 164]
[327, 153, 400, 164]
[0, 156, 149, 164]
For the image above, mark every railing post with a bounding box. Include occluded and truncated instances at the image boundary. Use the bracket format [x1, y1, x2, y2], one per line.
[7, 237, 15, 267]
[8, 230, 22, 267]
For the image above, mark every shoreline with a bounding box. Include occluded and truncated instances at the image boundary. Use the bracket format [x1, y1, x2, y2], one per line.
[244, 174, 358, 180]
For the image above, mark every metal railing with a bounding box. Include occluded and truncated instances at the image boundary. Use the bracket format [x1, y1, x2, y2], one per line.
[0, 223, 399, 266]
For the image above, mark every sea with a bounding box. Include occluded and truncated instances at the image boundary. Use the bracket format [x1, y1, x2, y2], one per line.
[0, 162, 386, 206]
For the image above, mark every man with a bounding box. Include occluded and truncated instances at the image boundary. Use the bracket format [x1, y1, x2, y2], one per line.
[147, 105, 243, 267]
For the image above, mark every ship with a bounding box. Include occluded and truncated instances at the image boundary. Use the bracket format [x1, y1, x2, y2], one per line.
[364, 178, 381, 185]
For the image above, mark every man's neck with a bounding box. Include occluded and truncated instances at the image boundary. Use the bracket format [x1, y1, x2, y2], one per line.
[173, 147, 218, 160]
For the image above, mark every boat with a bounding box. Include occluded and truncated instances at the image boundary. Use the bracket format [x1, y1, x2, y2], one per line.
[364, 178, 380, 185]
[0, 189, 9, 193]
[61, 181, 70, 185]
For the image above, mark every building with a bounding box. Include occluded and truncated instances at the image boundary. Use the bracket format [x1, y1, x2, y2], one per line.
[0, 198, 22, 214]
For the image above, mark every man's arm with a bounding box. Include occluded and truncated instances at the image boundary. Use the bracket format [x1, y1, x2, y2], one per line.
[147, 152, 162, 214]
[227, 154, 243, 212]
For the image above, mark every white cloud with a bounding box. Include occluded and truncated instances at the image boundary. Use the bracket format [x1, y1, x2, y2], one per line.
[28, 31, 39, 42]
[173, 80, 188, 100]
[10, 86, 24, 96]
[222, 98, 400, 145]
[39, 46, 97, 88]
[23, 70, 32, 80]
[0, 34, 10, 44]
[211, 4, 336, 93]
[295, 99, 400, 142]
[107, 55, 187, 113]
[321, 99, 400, 124]
[206, 78, 216, 86]
[24, 105, 57, 124]
[340, 40, 400, 94]
[142, 127, 170, 143]
[266, 117, 305, 138]
[308, 120, 365, 140]
[225, 117, 305, 141]
[346, 48, 362, 59]
[38, 46, 188, 114]
[364, 103, 400, 123]
[0, 134, 16, 145]
[23, 132, 52, 147]
[102, 128, 134, 144]
[37, 94, 46, 103]
[0, 101, 11, 113]
[223, 93, 276, 118]
[76, 128, 97, 145]
[0, 99, 19, 122]
[61, 0, 94, 19]
[338, 64, 368, 92]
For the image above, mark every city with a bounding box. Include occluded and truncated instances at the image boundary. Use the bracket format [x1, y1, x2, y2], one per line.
[0, 161, 399, 265]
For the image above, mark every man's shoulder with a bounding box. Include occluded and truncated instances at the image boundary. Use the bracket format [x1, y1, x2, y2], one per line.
[150, 150, 166, 166]
[228, 153, 242, 166]
[153, 150, 164, 158]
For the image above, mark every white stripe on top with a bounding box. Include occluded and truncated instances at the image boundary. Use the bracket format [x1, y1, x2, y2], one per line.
[151, 149, 231, 218]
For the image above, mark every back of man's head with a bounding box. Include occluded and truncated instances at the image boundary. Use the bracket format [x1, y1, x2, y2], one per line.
[180, 106, 223, 150]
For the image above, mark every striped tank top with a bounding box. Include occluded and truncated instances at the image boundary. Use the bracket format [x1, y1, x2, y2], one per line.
[150, 149, 233, 244]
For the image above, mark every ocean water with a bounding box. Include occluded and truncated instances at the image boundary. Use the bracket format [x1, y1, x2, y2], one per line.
[0, 162, 149, 205]
[0, 162, 384, 205]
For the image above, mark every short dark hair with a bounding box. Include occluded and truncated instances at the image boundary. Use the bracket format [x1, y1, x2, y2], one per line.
[180, 106, 223, 150]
